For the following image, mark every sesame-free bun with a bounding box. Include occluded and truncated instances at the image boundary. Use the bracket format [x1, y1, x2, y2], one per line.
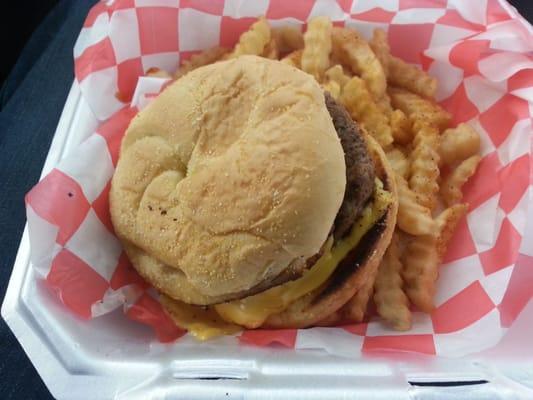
[110, 56, 346, 304]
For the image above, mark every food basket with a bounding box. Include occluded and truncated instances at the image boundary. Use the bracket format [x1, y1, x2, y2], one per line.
[2, 0, 533, 398]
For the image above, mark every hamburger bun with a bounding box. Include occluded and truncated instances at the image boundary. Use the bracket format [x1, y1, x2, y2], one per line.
[110, 56, 347, 304]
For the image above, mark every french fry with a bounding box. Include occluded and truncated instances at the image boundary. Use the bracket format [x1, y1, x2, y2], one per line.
[401, 233, 438, 313]
[325, 64, 351, 87]
[281, 49, 303, 68]
[386, 148, 410, 179]
[377, 95, 394, 117]
[323, 65, 351, 100]
[341, 271, 377, 322]
[230, 17, 271, 58]
[439, 123, 481, 166]
[272, 26, 304, 53]
[389, 87, 451, 131]
[174, 46, 229, 79]
[332, 27, 387, 100]
[146, 67, 172, 79]
[409, 120, 441, 210]
[301, 16, 333, 80]
[369, 28, 390, 77]
[262, 37, 279, 59]
[396, 174, 436, 235]
[441, 155, 481, 206]
[388, 56, 437, 99]
[369, 27, 437, 98]
[390, 109, 413, 144]
[402, 203, 469, 313]
[435, 203, 468, 259]
[330, 47, 345, 69]
[322, 80, 341, 100]
[374, 233, 412, 331]
[341, 76, 394, 148]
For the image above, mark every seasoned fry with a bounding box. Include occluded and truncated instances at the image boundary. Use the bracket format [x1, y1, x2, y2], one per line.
[401, 233, 438, 313]
[301, 16, 333, 80]
[322, 80, 341, 100]
[341, 76, 394, 148]
[402, 203, 469, 314]
[409, 121, 441, 210]
[174, 46, 229, 79]
[370, 27, 436, 99]
[146, 67, 172, 79]
[388, 56, 437, 99]
[281, 49, 303, 68]
[374, 233, 411, 331]
[369, 28, 390, 77]
[435, 203, 468, 259]
[390, 109, 413, 144]
[272, 26, 304, 54]
[439, 123, 481, 166]
[341, 271, 377, 322]
[230, 17, 271, 58]
[441, 155, 481, 206]
[272, 26, 304, 53]
[323, 65, 351, 100]
[325, 64, 351, 87]
[386, 148, 410, 179]
[389, 87, 451, 131]
[262, 37, 279, 59]
[332, 27, 387, 100]
[377, 94, 394, 117]
[396, 174, 436, 235]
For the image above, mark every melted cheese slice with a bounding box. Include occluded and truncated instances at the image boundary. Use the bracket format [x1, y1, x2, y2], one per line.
[161, 296, 241, 340]
[165, 181, 391, 339]
[215, 181, 392, 328]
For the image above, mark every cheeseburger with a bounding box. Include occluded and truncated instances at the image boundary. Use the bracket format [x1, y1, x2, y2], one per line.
[110, 56, 397, 339]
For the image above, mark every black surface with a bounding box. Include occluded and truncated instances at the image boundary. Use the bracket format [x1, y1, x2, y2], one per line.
[0, 1, 531, 399]
[1, 1, 59, 85]
[409, 380, 489, 387]
[508, 0, 533, 21]
[0, 2, 96, 400]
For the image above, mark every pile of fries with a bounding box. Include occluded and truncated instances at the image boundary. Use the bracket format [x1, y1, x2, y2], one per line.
[154, 16, 481, 331]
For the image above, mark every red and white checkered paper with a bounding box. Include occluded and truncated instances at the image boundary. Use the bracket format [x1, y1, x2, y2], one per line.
[25, 0, 533, 356]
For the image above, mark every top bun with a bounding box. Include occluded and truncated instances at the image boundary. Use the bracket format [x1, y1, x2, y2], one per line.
[110, 56, 346, 303]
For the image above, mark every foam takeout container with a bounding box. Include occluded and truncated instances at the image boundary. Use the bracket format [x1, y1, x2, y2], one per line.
[3, 0, 533, 398]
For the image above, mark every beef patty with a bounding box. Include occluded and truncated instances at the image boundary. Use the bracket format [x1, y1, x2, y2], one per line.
[325, 93, 375, 239]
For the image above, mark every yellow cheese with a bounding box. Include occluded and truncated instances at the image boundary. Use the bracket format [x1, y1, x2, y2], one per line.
[161, 297, 241, 340]
[215, 182, 392, 328]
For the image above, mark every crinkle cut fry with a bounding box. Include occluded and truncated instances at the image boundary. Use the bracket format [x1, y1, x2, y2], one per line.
[374, 232, 411, 330]
[301, 16, 333, 80]
[409, 120, 440, 210]
[441, 155, 481, 206]
[341, 76, 393, 148]
[389, 87, 451, 131]
[174, 46, 229, 79]
[332, 27, 387, 101]
[230, 17, 271, 58]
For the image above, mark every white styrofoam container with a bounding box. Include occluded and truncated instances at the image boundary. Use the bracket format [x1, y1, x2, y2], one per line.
[2, 81, 533, 399]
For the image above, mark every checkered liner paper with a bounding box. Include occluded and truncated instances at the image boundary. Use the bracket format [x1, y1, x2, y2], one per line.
[25, 0, 533, 357]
